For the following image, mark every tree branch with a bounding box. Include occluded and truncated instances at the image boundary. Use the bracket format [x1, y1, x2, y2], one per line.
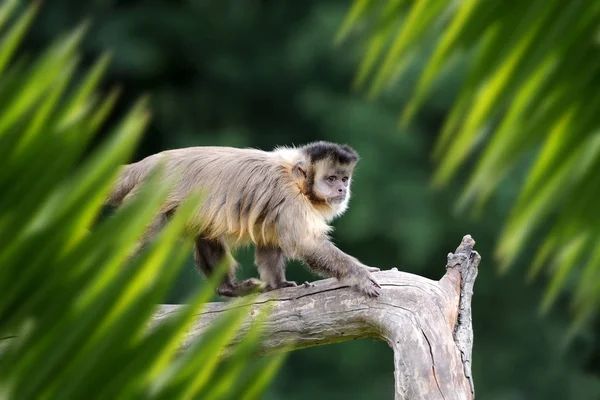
[152, 234, 480, 400]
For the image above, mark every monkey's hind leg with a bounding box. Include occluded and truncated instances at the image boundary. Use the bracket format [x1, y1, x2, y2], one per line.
[128, 213, 169, 260]
[194, 237, 264, 297]
[255, 246, 297, 291]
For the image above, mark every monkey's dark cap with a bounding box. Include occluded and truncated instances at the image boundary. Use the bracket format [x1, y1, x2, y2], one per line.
[301, 141, 359, 164]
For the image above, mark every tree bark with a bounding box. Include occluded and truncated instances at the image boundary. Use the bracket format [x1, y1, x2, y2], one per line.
[152, 234, 480, 400]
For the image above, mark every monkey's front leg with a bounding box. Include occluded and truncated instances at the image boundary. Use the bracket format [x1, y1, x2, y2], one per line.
[346, 254, 381, 273]
[362, 265, 381, 273]
[300, 241, 381, 297]
[255, 246, 297, 291]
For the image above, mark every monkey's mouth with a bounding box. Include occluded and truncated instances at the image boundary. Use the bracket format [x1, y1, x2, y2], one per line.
[328, 196, 345, 204]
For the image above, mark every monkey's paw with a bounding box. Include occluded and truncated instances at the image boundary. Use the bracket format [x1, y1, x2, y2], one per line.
[265, 280, 297, 291]
[218, 278, 266, 297]
[279, 280, 298, 288]
[353, 272, 381, 298]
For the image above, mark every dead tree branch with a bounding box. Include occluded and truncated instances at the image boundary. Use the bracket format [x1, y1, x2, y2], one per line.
[152, 234, 480, 400]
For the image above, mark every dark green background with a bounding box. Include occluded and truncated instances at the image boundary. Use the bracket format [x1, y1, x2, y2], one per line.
[25, 1, 600, 398]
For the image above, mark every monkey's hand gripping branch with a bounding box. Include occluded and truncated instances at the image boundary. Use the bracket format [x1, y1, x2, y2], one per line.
[152, 235, 480, 400]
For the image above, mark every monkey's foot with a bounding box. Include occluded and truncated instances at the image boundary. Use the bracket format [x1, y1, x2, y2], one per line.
[265, 280, 297, 292]
[217, 278, 266, 297]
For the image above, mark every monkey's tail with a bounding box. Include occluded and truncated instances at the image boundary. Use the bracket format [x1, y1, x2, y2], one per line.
[106, 164, 143, 206]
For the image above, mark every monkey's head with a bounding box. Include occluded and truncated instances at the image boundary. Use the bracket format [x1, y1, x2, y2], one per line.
[291, 141, 359, 217]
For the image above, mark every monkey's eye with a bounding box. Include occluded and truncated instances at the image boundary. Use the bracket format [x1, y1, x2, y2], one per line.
[327, 176, 337, 183]
[341, 177, 348, 184]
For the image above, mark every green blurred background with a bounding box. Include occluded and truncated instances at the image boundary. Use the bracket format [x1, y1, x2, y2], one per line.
[23, 1, 600, 398]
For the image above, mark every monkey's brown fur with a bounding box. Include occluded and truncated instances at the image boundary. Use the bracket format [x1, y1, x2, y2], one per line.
[108, 141, 381, 297]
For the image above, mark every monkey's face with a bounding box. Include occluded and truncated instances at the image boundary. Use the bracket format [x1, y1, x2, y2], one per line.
[311, 161, 354, 210]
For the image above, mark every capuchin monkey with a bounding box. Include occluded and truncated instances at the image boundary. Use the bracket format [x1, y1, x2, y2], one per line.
[107, 141, 381, 297]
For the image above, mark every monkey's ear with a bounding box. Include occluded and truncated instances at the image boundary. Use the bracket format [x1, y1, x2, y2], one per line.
[292, 160, 307, 179]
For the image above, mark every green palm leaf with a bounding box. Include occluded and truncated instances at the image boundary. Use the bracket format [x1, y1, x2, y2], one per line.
[339, 0, 600, 322]
[0, 3, 282, 399]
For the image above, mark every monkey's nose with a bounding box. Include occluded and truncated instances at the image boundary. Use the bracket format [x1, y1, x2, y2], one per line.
[337, 188, 344, 193]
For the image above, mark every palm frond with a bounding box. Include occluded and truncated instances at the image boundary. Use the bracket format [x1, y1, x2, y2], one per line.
[339, 0, 600, 318]
[0, 3, 282, 399]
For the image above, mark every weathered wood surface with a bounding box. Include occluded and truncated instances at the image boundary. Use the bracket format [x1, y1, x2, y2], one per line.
[152, 235, 480, 400]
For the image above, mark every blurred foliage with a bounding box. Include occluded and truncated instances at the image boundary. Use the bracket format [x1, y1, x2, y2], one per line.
[11, 0, 600, 398]
[0, 1, 282, 398]
[339, 0, 600, 329]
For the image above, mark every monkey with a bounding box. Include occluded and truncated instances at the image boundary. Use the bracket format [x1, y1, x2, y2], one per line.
[107, 141, 382, 298]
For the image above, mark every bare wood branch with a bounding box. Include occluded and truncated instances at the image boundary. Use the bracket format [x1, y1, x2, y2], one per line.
[152, 234, 480, 400]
